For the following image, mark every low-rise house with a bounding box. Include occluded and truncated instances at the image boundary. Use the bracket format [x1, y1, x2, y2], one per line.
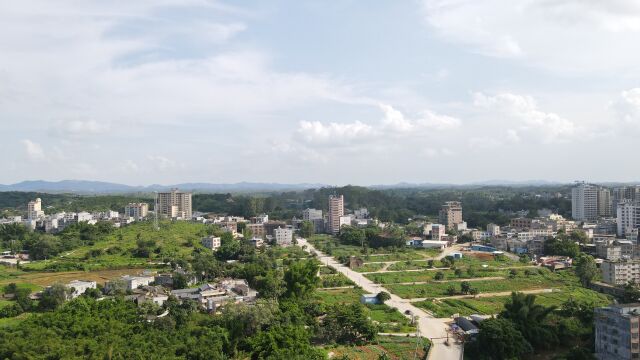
[201, 236, 221, 251]
[66, 280, 97, 299]
[122, 275, 155, 290]
[127, 286, 169, 306]
[421, 240, 449, 250]
[171, 280, 257, 311]
[360, 294, 381, 305]
[248, 237, 264, 247]
[537, 256, 573, 271]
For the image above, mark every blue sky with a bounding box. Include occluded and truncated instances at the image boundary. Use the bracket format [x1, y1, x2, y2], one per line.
[2, 0, 640, 185]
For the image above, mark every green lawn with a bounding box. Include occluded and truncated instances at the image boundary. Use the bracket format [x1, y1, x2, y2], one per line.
[367, 304, 416, 333]
[385, 270, 576, 299]
[308, 235, 441, 263]
[415, 287, 613, 318]
[366, 268, 510, 284]
[353, 263, 386, 273]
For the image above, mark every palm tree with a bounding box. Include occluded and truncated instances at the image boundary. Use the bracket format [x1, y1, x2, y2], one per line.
[500, 292, 557, 348]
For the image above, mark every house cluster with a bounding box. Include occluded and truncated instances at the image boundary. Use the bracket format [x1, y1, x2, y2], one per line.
[42, 271, 256, 312]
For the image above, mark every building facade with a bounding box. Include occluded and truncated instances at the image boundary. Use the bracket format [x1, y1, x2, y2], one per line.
[595, 304, 640, 360]
[302, 208, 323, 221]
[618, 200, 640, 237]
[601, 260, 640, 285]
[27, 198, 44, 220]
[157, 189, 192, 219]
[124, 203, 149, 220]
[274, 227, 293, 246]
[201, 236, 221, 251]
[572, 182, 599, 222]
[439, 201, 463, 230]
[327, 195, 344, 235]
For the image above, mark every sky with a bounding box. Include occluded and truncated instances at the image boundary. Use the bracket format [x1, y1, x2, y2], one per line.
[2, 0, 640, 186]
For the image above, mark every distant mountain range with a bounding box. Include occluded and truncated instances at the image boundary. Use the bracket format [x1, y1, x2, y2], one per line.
[0, 180, 328, 194]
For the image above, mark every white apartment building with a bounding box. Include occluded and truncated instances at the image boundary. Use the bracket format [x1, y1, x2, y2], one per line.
[274, 227, 293, 246]
[158, 189, 192, 219]
[595, 304, 640, 360]
[327, 195, 344, 235]
[339, 215, 353, 228]
[201, 236, 221, 251]
[618, 200, 640, 237]
[572, 182, 599, 221]
[354, 208, 369, 219]
[27, 198, 44, 220]
[125, 203, 149, 220]
[302, 208, 323, 221]
[66, 280, 97, 299]
[601, 259, 640, 285]
[487, 223, 501, 236]
[122, 275, 155, 290]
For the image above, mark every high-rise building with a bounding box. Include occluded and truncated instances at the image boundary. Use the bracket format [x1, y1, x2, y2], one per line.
[572, 182, 599, 221]
[124, 203, 149, 220]
[157, 189, 192, 220]
[618, 200, 640, 237]
[327, 195, 344, 235]
[597, 187, 613, 218]
[595, 304, 640, 360]
[439, 201, 463, 230]
[601, 259, 640, 285]
[613, 186, 640, 211]
[27, 198, 44, 220]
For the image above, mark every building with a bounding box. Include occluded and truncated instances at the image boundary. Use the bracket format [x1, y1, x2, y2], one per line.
[250, 214, 269, 224]
[65, 280, 97, 299]
[27, 198, 44, 220]
[487, 223, 501, 236]
[618, 200, 640, 237]
[595, 304, 640, 360]
[572, 182, 599, 221]
[124, 203, 149, 220]
[274, 227, 293, 246]
[302, 208, 323, 221]
[327, 195, 345, 235]
[157, 189, 192, 219]
[439, 201, 463, 230]
[354, 208, 369, 219]
[420, 240, 449, 250]
[598, 187, 613, 218]
[601, 259, 640, 285]
[246, 223, 265, 238]
[121, 275, 155, 291]
[613, 186, 640, 214]
[202, 236, 221, 251]
[510, 217, 533, 230]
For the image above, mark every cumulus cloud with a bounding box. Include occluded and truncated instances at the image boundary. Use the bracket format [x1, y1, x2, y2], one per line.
[21, 139, 45, 161]
[296, 104, 460, 147]
[612, 88, 640, 128]
[474, 92, 576, 143]
[421, 0, 640, 73]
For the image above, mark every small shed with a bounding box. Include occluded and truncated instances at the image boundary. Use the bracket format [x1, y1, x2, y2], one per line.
[360, 294, 381, 305]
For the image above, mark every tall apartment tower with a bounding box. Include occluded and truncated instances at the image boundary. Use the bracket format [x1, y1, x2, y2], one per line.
[157, 189, 192, 220]
[597, 187, 613, 218]
[617, 200, 640, 236]
[439, 201, 463, 230]
[595, 304, 640, 360]
[613, 186, 640, 216]
[327, 195, 344, 235]
[27, 198, 44, 220]
[572, 182, 598, 222]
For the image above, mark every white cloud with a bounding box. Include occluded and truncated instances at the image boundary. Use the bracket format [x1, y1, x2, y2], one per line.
[474, 92, 576, 143]
[147, 155, 176, 171]
[613, 88, 640, 128]
[21, 139, 45, 161]
[297, 120, 374, 146]
[52, 120, 110, 138]
[421, 0, 640, 73]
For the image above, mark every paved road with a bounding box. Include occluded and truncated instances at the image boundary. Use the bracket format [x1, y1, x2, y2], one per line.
[298, 239, 463, 360]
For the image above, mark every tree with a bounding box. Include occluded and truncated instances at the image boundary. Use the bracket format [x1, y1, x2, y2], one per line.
[466, 318, 532, 360]
[249, 324, 325, 360]
[509, 269, 518, 278]
[339, 226, 366, 247]
[623, 283, 640, 303]
[29, 234, 61, 260]
[133, 238, 156, 258]
[467, 267, 476, 277]
[320, 303, 378, 345]
[455, 268, 463, 278]
[469, 287, 479, 297]
[500, 292, 557, 348]
[172, 272, 190, 290]
[575, 254, 598, 286]
[460, 281, 471, 294]
[376, 291, 391, 302]
[434, 271, 445, 281]
[427, 260, 434, 268]
[447, 285, 457, 296]
[39, 283, 70, 311]
[299, 221, 315, 238]
[283, 260, 320, 299]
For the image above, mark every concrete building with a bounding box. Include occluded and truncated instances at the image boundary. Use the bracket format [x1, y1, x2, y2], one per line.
[65, 280, 97, 299]
[250, 214, 269, 224]
[158, 189, 192, 219]
[302, 208, 323, 221]
[124, 203, 149, 220]
[27, 198, 44, 220]
[572, 182, 599, 221]
[613, 186, 640, 215]
[487, 223, 501, 236]
[618, 200, 640, 237]
[201, 236, 221, 251]
[598, 187, 613, 218]
[274, 227, 293, 246]
[601, 259, 640, 285]
[595, 304, 640, 360]
[327, 195, 344, 235]
[439, 201, 463, 230]
[354, 208, 369, 219]
[596, 240, 636, 261]
[510, 217, 533, 229]
[121, 275, 155, 291]
[246, 223, 265, 238]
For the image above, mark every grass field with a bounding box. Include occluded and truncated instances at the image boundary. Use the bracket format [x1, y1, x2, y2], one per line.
[415, 287, 613, 318]
[308, 235, 441, 263]
[385, 270, 577, 299]
[327, 335, 429, 359]
[353, 263, 386, 273]
[0, 266, 149, 291]
[366, 268, 511, 284]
